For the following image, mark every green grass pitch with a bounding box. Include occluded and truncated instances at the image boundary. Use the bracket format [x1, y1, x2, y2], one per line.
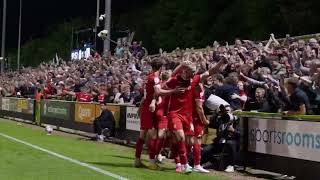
[0, 119, 224, 180]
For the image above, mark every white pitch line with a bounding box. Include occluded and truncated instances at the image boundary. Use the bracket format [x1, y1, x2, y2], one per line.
[0, 132, 128, 180]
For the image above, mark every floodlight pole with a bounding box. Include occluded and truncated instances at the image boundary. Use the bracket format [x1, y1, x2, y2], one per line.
[1, 0, 7, 74]
[17, 0, 22, 71]
[103, 0, 111, 53]
[95, 0, 100, 49]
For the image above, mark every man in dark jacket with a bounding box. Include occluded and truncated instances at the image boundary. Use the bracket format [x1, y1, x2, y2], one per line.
[93, 103, 116, 141]
[282, 78, 313, 115]
[215, 74, 241, 110]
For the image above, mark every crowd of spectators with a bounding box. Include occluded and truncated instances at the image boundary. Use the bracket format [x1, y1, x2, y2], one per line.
[1, 34, 320, 115]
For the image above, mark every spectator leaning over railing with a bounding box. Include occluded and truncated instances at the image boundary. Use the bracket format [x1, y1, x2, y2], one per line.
[281, 77, 313, 115]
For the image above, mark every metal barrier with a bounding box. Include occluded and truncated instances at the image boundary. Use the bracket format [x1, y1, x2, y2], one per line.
[1, 97, 320, 178]
[0, 97, 35, 121]
[38, 99, 139, 141]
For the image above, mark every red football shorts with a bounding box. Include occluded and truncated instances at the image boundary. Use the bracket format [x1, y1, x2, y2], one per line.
[157, 116, 168, 129]
[156, 108, 168, 129]
[140, 106, 154, 130]
[168, 112, 194, 136]
[193, 118, 204, 137]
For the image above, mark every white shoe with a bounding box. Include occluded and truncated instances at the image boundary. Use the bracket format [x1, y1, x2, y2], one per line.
[156, 154, 166, 163]
[225, 165, 235, 173]
[97, 135, 105, 142]
[182, 164, 192, 174]
[186, 164, 193, 170]
[193, 166, 209, 173]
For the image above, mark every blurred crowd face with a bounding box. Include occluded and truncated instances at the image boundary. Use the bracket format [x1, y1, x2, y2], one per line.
[205, 76, 213, 86]
[99, 84, 107, 93]
[235, 39, 242, 48]
[252, 50, 259, 60]
[212, 75, 223, 86]
[81, 86, 90, 94]
[304, 60, 311, 68]
[238, 81, 244, 91]
[298, 40, 305, 49]
[286, 82, 295, 95]
[247, 60, 254, 68]
[255, 88, 265, 102]
[113, 87, 119, 94]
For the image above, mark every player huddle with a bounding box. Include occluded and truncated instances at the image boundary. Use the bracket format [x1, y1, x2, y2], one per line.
[134, 58, 227, 173]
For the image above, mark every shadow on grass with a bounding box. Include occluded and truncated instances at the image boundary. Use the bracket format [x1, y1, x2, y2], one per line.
[88, 161, 135, 168]
[107, 155, 136, 160]
[87, 161, 174, 172]
[105, 155, 170, 165]
[237, 170, 280, 180]
[104, 155, 148, 164]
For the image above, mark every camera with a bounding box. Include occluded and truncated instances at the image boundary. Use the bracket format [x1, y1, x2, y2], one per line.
[215, 105, 239, 143]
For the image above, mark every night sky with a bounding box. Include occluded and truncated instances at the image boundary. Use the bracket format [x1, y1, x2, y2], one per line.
[0, 0, 149, 50]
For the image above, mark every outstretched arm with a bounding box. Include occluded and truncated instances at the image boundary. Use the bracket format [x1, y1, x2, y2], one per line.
[264, 37, 273, 53]
[284, 104, 306, 115]
[200, 58, 227, 83]
[240, 72, 265, 86]
[208, 58, 227, 76]
[271, 34, 280, 46]
[154, 84, 184, 97]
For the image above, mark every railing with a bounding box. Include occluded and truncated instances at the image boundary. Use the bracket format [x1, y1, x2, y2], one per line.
[0, 97, 141, 142]
[1, 97, 320, 179]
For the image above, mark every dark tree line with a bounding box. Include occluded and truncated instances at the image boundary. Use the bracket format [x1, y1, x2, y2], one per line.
[8, 0, 320, 67]
[113, 0, 320, 53]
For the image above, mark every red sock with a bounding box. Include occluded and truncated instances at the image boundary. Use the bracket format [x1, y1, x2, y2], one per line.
[193, 143, 201, 166]
[177, 141, 187, 165]
[155, 138, 164, 156]
[135, 138, 144, 158]
[148, 138, 157, 160]
[171, 143, 180, 164]
[186, 145, 192, 158]
[163, 137, 169, 149]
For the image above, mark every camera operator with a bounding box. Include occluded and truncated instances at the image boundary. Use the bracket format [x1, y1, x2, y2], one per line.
[201, 105, 240, 173]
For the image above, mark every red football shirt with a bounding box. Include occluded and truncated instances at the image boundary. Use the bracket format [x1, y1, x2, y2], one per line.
[43, 83, 55, 99]
[76, 92, 93, 102]
[142, 72, 160, 108]
[166, 75, 201, 116]
[98, 94, 106, 103]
